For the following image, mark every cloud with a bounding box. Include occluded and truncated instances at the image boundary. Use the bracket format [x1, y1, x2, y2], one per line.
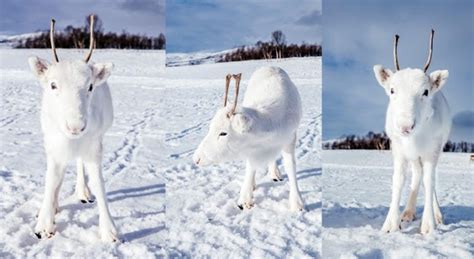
[295, 10, 322, 26]
[120, 0, 165, 15]
[453, 111, 474, 127]
[451, 110, 474, 142]
[323, 0, 473, 142]
[167, 0, 322, 52]
[0, 0, 165, 36]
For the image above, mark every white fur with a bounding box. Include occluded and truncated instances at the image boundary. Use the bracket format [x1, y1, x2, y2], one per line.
[373, 65, 451, 235]
[28, 56, 118, 242]
[193, 66, 304, 211]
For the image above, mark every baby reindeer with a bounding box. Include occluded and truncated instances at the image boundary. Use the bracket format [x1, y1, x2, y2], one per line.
[373, 30, 451, 235]
[193, 67, 304, 211]
[29, 16, 118, 242]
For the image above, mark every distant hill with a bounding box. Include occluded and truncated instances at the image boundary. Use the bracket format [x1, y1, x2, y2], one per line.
[0, 32, 44, 48]
[166, 48, 237, 67]
[167, 30, 322, 66]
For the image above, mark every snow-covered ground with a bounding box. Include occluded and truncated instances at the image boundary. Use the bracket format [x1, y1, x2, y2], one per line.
[0, 49, 166, 257]
[0, 32, 44, 49]
[164, 57, 321, 257]
[166, 49, 238, 67]
[323, 150, 474, 258]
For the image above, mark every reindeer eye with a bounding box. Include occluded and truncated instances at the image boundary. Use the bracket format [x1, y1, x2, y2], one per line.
[51, 82, 57, 90]
[219, 132, 227, 137]
[88, 84, 93, 92]
[390, 88, 394, 94]
[422, 89, 429, 97]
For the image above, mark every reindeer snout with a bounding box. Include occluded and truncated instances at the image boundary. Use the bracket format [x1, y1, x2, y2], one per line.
[66, 121, 86, 135]
[398, 121, 416, 135]
[192, 150, 203, 166]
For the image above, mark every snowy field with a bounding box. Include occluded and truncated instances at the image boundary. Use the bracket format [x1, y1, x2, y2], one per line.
[164, 57, 321, 257]
[0, 49, 166, 257]
[166, 49, 236, 67]
[323, 150, 474, 258]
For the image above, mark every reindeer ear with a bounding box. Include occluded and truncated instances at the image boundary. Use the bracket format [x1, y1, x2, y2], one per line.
[429, 70, 449, 91]
[92, 62, 114, 85]
[28, 56, 50, 79]
[373, 65, 393, 91]
[231, 113, 253, 134]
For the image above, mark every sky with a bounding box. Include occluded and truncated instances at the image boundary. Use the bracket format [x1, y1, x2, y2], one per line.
[166, 0, 322, 53]
[0, 0, 165, 36]
[323, 0, 474, 141]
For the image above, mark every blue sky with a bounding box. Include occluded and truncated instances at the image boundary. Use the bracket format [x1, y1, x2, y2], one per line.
[323, 0, 474, 141]
[167, 0, 322, 53]
[0, 0, 165, 36]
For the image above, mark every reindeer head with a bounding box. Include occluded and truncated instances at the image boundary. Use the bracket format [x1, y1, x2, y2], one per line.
[373, 30, 449, 137]
[29, 16, 113, 139]
[193, 73, 255, 166]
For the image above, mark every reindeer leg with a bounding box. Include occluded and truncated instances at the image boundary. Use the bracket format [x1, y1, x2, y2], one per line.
[282, 133, 304, 211]
[75, 158, 94, 203]
[85, 154, 118, 242]
[268, 160, 282, 182]
[382, 151, 406, 233]
[35, 156, 66, 239]
[401, 158, 422, 222]
[238, 160, 256, 210]
[420, 158, 437, 235]
[433, 188, 443, 225]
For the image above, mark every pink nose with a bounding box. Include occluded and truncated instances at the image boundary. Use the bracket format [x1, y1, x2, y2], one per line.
[66, 121, 86, 134]
[400, 123, 415, 135]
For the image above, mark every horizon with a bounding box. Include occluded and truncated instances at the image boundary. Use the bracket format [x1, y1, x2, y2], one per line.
[167, 0, 321, 53]
[0, 0, 165, 37]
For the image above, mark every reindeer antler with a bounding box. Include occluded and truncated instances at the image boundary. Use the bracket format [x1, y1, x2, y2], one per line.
[230, 73, 242, 115]
[393, 34, 400, 71]
[50, 19, 59, 62]
[223, 73, 242, 116]
[84, 14, 95, 63]
[223, 74, 232, 107]
[423, 29, 434, 73]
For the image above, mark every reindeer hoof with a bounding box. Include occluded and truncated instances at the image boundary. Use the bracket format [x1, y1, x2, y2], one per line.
[273, 179, 278, 182]
[80, 200, 87, 204]
[34, 231, 54, 239]
[237, 204, 244, 210]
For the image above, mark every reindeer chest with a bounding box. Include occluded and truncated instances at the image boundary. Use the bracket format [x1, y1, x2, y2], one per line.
[44, 133, 101, 161]
[397, 134, 434, 160]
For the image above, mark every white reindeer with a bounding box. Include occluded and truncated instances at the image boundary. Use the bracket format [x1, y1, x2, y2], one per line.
[373, 30, 451, 235]
[193, 67, 304, 211]
[28, 16, 118, 242]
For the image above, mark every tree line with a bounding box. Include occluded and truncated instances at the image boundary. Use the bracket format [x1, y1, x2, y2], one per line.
[323, 131, 474, 153]
[14, 15, 165, 50]
[218, 30, 322, 62]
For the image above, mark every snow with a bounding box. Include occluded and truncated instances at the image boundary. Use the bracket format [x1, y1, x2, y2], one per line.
[164, 57, 321, 257]
[166, 48, 238, 67]
[0, 49, 166, 257]
[0, 32, 45, 48]
[1, 49, 320, 257]
[2, 47, 471, 257]
[323, 150, 474, 258]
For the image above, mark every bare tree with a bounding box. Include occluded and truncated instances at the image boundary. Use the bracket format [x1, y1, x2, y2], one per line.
[272, 30, 286, 58]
